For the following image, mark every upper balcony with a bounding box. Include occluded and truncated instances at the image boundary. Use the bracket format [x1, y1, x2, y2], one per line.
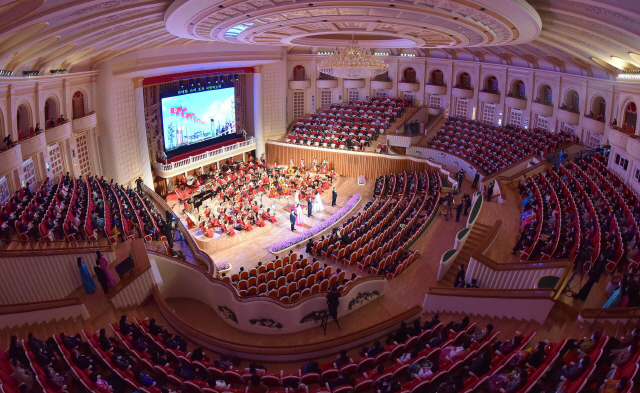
[505, 96, 527, 110]
[425, 83, 447, 95]
[0, 144, 23, 178]
[45, 121, 72, 144]
[155, 138, 257, 179]
[20, 132, 47, 158]
[316, 79, 338, 88]
[397, 81, 420, 92]
[288, 80, 311, 89]
[531, 101, 553, 117]
[582, 116, 605, 134]
[479, 90, 500, 104]
[557, 107, 580, 125]
[452, 87, 474, 99]
[72, 112, 97, 131]
[344, 79, 365, 89]
[371, 80, 393, 90]
[607, 126, 630, 149]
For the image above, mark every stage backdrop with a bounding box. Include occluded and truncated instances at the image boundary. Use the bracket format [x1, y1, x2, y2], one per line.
[143, 75, 247, 166]
[266, 142, 440, 179]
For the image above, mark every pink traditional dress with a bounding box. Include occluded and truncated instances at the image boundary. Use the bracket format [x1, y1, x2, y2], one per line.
[97, 251, 116, 289]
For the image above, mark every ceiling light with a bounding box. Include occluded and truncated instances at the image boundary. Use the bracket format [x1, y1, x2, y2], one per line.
[317, 40, 388, 79]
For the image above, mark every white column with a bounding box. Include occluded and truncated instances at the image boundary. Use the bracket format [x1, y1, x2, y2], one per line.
[133, 78, 154, 187]
[95, 60, 123, 183]
[253, 68, 265, 158]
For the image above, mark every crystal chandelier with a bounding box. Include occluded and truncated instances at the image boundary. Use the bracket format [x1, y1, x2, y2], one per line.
[317, 40, 388, 79]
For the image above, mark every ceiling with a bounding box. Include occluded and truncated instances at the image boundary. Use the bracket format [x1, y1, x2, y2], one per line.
[0, 0, 639, 79]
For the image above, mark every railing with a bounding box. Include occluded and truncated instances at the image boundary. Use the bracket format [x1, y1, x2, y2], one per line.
[579, 306, 640, 322]
[155, 137, 255, 173]
[0, 298, 89, 329]
[153, 283, 419, 359]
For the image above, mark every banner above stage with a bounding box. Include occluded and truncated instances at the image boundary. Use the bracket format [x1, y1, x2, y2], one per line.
[143, 67, 255, 87]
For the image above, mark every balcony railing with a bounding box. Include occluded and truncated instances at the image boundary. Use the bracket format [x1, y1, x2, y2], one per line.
[155, 137, 256, 176]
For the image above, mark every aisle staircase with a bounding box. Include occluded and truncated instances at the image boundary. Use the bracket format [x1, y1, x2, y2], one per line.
[438, 222, 494, 288]
[414, 116, 447, 147]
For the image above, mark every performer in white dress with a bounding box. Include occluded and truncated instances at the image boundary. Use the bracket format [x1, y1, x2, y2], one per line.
[313, 192, 325, 213]
[295, 203, 304, 225]
[294, 190, 300, 205]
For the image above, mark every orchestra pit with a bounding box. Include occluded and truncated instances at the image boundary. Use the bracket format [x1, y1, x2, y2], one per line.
[1, 2, 640, 393]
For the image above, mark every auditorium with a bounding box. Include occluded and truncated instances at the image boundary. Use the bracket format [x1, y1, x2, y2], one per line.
[1, 2, 640, 393]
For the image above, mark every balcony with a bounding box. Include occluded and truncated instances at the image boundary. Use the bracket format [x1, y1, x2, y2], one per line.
[343, 79, 365, 89]
[425, 84, 447, 95]
[531, 102, 553, 117]
[479, 91, 500, 104]
[72, 112, 97, 131]
[556, 108, 580, 125]
[288, 80, 311, 89]
[0, 144, 23, 178]
[316, 79, 338, 88]
[155, 137, 257, 179]
[371, 80, 393, 90]
[505, 96, 527, 110]
[626, 135, 640, 162]
[452, 87, 474, 99]
[607, 127, 629, 149]
[427, 107, 442, 115]
[20, 132, 46, 158]
[583, 117, 605, 134]
[45, 121, 72, 144]
[397, 81, 420, 92]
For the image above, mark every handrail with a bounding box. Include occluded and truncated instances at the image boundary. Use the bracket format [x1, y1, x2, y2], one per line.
[155, 137, 256, 173]
[480, 153, 538, 184]
[426, 286, 554, 299]
[0, 298, 82, 315]
[0, 244, 114, 258]
[579, 306, 640, 320]
[153, 284, 420, 355]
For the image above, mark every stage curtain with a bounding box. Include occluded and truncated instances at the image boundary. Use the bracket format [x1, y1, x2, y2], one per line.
[265, 143, 438, 179]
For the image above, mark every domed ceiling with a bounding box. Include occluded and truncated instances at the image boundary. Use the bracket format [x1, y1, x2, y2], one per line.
[0, 0, 639, 78]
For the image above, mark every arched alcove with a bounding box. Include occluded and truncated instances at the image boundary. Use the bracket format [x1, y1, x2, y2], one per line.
[484, 76, 498, 93]
[430, 69, 444, 86]
[590, 96, 606, 120]
[402, 67, 416, 83]
[563, 89, 579, 113]
[510, 80, 525, 99]
[457, 72, 471, 89]
[537, 84, 552, 105]
[72, 90, 85, 119]
[44, 96, 59, 127]
[16, 103, 31, 138]
[624, 102, 637, 133]
[293, 65, 306, 81]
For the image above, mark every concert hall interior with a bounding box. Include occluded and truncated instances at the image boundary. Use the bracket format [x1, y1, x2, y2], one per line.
[2, 2, 640, 393]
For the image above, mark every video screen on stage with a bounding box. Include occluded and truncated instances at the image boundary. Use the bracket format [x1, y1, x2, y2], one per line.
[161, 84, 236, 155]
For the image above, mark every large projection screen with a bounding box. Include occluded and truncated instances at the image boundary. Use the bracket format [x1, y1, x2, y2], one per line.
[161, 84, 236, 158]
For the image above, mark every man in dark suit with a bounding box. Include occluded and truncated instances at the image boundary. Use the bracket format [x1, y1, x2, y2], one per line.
[290, 210, 296, 231]
[332, 187, 338, 207]
[455, 200, 464, 222]
[308, 197, 313, 217]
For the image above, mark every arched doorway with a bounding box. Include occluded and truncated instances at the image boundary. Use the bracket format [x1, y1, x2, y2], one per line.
[624, 102, 637, 133]
[484, 76, 498, 93]
[591, 96, 606, 120]
[564, 90, 579, 112]
[511, 80, 525, 99]
[402, 67, 416, 83]
[16, 104, 31, 138]
[44, 97, 59, 127]
[431, 69, 444, 86]
[538, 85, 552, 105]
[457, 72, 471, 89]
[72, 91, 85, 119]
[293, 65, 306, 81]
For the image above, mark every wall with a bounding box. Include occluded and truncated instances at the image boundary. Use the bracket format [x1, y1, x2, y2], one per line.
[261, 60, 287, 139]
[152, 254, 386, 334]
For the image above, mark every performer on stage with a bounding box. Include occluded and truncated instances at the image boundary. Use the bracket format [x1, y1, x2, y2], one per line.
[295, 203, 303, 226]
[313, 192, 324, 213]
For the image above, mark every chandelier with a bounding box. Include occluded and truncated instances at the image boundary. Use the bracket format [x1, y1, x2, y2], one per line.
[317, 40, 388, 79]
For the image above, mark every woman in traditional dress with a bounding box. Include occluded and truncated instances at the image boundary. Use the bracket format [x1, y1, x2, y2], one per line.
[295, 203, 304, 225]
[294, 190, 300, 205]
[313, 192, 325, 213]
[96, 251, 116, 289]
[77, 257, 97, 294]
